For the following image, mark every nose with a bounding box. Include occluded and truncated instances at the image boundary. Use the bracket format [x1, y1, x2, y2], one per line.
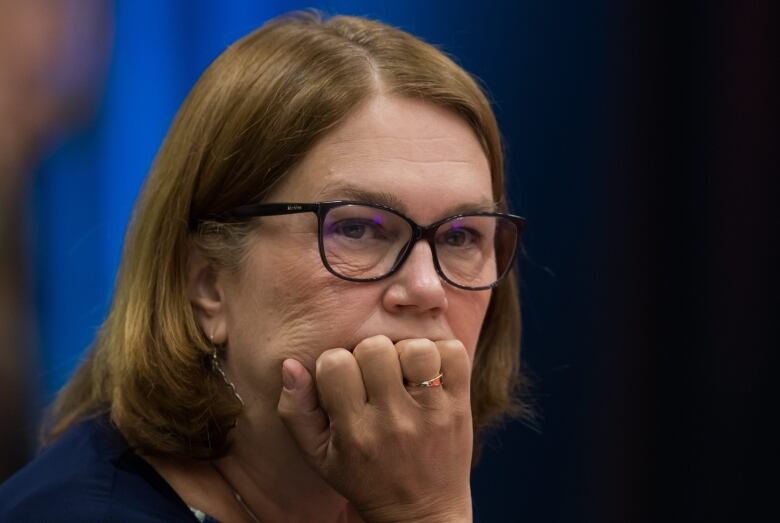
[381, 240, 448, 315]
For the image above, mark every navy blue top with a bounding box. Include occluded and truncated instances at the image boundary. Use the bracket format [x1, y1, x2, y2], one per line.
[1, 414, 483, 523]
[0, 414, 205, 522]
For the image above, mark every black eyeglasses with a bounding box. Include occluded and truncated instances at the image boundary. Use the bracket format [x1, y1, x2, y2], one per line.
[200, 201, 526, 291]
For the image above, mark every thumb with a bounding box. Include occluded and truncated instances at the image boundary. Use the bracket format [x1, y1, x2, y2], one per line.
[277, 358, 330, 464]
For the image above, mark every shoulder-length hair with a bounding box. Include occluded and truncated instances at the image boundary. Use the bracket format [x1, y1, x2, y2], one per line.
[46, 11, 530, 459]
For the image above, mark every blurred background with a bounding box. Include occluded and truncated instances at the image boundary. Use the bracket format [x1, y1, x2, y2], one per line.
[0, 0, 774, 521]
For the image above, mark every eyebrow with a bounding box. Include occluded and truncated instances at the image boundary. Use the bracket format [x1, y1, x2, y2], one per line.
[315, 182, 498, 217]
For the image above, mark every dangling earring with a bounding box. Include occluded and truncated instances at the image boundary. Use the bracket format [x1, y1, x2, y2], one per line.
[210, 334, 245, 426]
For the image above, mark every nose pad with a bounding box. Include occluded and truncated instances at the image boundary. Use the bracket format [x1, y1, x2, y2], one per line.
[382, 241, 448, 314]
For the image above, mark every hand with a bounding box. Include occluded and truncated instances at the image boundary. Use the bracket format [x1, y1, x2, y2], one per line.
[277, 335, 473, 523]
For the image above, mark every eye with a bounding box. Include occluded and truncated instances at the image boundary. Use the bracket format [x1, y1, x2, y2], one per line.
[440, 227, 481, 247]
[331, 220, 387, 240]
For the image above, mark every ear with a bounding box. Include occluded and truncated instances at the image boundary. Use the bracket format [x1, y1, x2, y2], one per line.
[187, 246, 228, 345]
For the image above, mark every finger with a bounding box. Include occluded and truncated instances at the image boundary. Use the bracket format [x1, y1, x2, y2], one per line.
[277, 358, 329, 464]
[315, 348, 367, 420]
[436, 339, 471, 399]
[352, 335, 406, 406]
[396, 338, 442, 384]
[395, 338, 446, 405]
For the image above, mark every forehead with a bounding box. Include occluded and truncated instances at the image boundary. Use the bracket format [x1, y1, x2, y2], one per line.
[269, 95, 494, 221]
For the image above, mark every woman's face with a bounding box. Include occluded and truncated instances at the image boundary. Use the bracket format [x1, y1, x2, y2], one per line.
[208, 94, 495, 411]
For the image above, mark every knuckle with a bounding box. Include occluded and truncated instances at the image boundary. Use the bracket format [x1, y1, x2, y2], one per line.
[451, 401, 473, 424]
[335, 421, 376, 458]
[436, 338, 467, 356]
[364, 334, 394, 348]
[400, 338, 437, 358]
[397, 337, 435, 351]
[353, 334, 394, 359]
[384, 403, 406, 424]
[426, 404, 471, 434]
[429, 412, 454, 432]
[388, 417, 418, 441]
[355, 430, 379, 457]
[438, 339, 470, 366]
[409, 348, 439, 367]
[315, 348, 354, 376]
[365, 406, 417, 443]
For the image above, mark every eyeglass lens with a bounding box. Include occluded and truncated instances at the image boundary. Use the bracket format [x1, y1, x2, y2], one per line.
[321, 204, 517, 288]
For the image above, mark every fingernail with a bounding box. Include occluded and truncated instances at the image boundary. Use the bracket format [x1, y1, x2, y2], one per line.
[282, 359, 297, 391]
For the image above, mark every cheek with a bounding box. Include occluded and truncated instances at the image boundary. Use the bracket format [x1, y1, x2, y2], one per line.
[227, 242, 377, 370]
[447, 291, 492, 361]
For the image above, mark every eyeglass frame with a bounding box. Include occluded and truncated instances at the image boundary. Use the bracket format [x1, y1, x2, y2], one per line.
[195, 200, 527, 291]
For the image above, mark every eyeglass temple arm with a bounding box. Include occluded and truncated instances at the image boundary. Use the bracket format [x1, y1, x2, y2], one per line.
[214, 202, 320, 220]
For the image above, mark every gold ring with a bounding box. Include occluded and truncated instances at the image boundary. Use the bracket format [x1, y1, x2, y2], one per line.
[404, 372, 444, 388]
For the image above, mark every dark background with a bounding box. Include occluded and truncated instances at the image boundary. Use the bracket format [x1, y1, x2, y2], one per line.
[1, 1, 774, 521]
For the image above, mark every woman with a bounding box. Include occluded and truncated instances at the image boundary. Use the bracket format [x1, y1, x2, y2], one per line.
[0, 11, 529, 522]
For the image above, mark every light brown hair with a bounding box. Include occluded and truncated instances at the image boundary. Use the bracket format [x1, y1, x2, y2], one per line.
[47, 11, 530, 459]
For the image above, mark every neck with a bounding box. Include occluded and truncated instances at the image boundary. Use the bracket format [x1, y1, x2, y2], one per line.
[214, 408, 363, 523]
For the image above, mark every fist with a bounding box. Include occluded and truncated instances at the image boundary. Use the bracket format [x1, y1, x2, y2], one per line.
[277, 335, 474, 523]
